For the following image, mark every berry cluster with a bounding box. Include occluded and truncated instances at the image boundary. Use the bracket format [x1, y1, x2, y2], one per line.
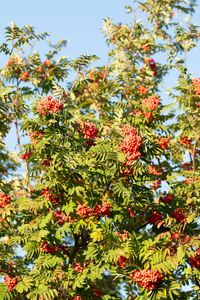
[171, 232, 181, 240]
[159, 192, 173, 204]
[5, 56, 23, 67]
[70, 296, 86, 300]
[63, 214, 74, 225]
[115, 230, 130, 242]
[44, 59, 51, 66]
[118, 255, 130, 269]
[76, 203, 91, 217]
[55, 243, 69, 254]
[119, 126, 142, 165]
[53, 211, 64, 225]
[132, 269, 164, 290]
[100, 200, 112, 217]
[146, 57, 156, 69]
[53, 210, 74, 226]
[111, 26, 131, 41]
[36, 66, 48, 80]
[92, 286, 104, 298]
[142, 96, 160, 110]
[171, 232, 190, 245]
[180, 136, 192, 147]
[4, 275, 20, 291]
[87, 71, 105, 91]
[72, 286, 103, 299]
[120, 125, 137, 137]
[146, 211, 162, 225]
[151, 179, 162, 190]
[119, 164, 133, 176]
[192, 77, 200, 94]
[165, 242, 176, 256]
[37, 96, 63, 115]
[41, 188, 60, 205]
[0, 193, 10, 208]
[142, 111, 153, 120]
[77, 200, 112, 218]
[89, 71, 104, 81]
[155, 137, 170, 150]
[171, 208, 186, 224]
[40, 241, 55, 254]
[119, 165, 134, 183]
[40, 241, 68, 255]
[195, 149, 200, 156]
[148, 165, 162, 175]
[128, 208, 135, 218]
[41, 160, 51, 167]
[19, 151, 32, 160]
[144, 57, 157, 76]
[183, 176, 200, 184]
[21, 71, 30, 81]
[29, 130, 43, 146]
[133, 109, 153, 121]
[182, 162, 191, 171]
[142, 45, 150, 52]
[73, 261, 83, 273]
[77, 120, 98, 146]
[189, 249, 200, 268]
[138, 85, 148, 94]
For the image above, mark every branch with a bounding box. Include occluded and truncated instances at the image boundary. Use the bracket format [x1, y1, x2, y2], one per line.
[103, 44, 113, 81]
[135, 222, 148, 231]
[70, 229, 91, 261]
[69, 233, 80, 261]
[194, 276, 200, 288]
[69, 69, 80, 95]
[13, 87, 29, 177]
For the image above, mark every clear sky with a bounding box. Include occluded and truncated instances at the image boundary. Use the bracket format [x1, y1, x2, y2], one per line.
[0, 0, 135, 64]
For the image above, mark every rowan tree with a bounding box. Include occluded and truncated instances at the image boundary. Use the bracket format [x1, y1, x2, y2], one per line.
[0, 0, 200, 299]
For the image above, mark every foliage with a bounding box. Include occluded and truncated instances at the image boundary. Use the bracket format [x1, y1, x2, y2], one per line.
[0, 1, 200, 299]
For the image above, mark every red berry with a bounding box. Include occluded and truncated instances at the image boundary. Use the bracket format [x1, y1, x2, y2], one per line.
[119, 126, 142, 165]
[37, 96, 63, 115]
[0, 193, 10, 208]
[4, 275, 20, 291]
[131, 269, 164, 290]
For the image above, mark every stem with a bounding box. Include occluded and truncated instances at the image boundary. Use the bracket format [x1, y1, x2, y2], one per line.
[135, 222, 148, 231]
[69, 233, 80, 261]
[0, 266, 17, 277]
[81, 71, 103, 118]
[184, 48, 187, 68]
[14, 118, 22, 152]
[192, 138, 197, 183]
[70, 229, 90, 261]
[27, 39, 36, 63]
[103, 44, 113, 81]
[0, 43, 15, 86]
[194, 276, 200, 288]
[14, 85, 29, 176]
[69, 69, 80, 95]
[14, 117, 29, 176]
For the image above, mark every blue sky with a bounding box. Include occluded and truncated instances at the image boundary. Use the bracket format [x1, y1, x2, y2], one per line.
[0, 0, 135, 64]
